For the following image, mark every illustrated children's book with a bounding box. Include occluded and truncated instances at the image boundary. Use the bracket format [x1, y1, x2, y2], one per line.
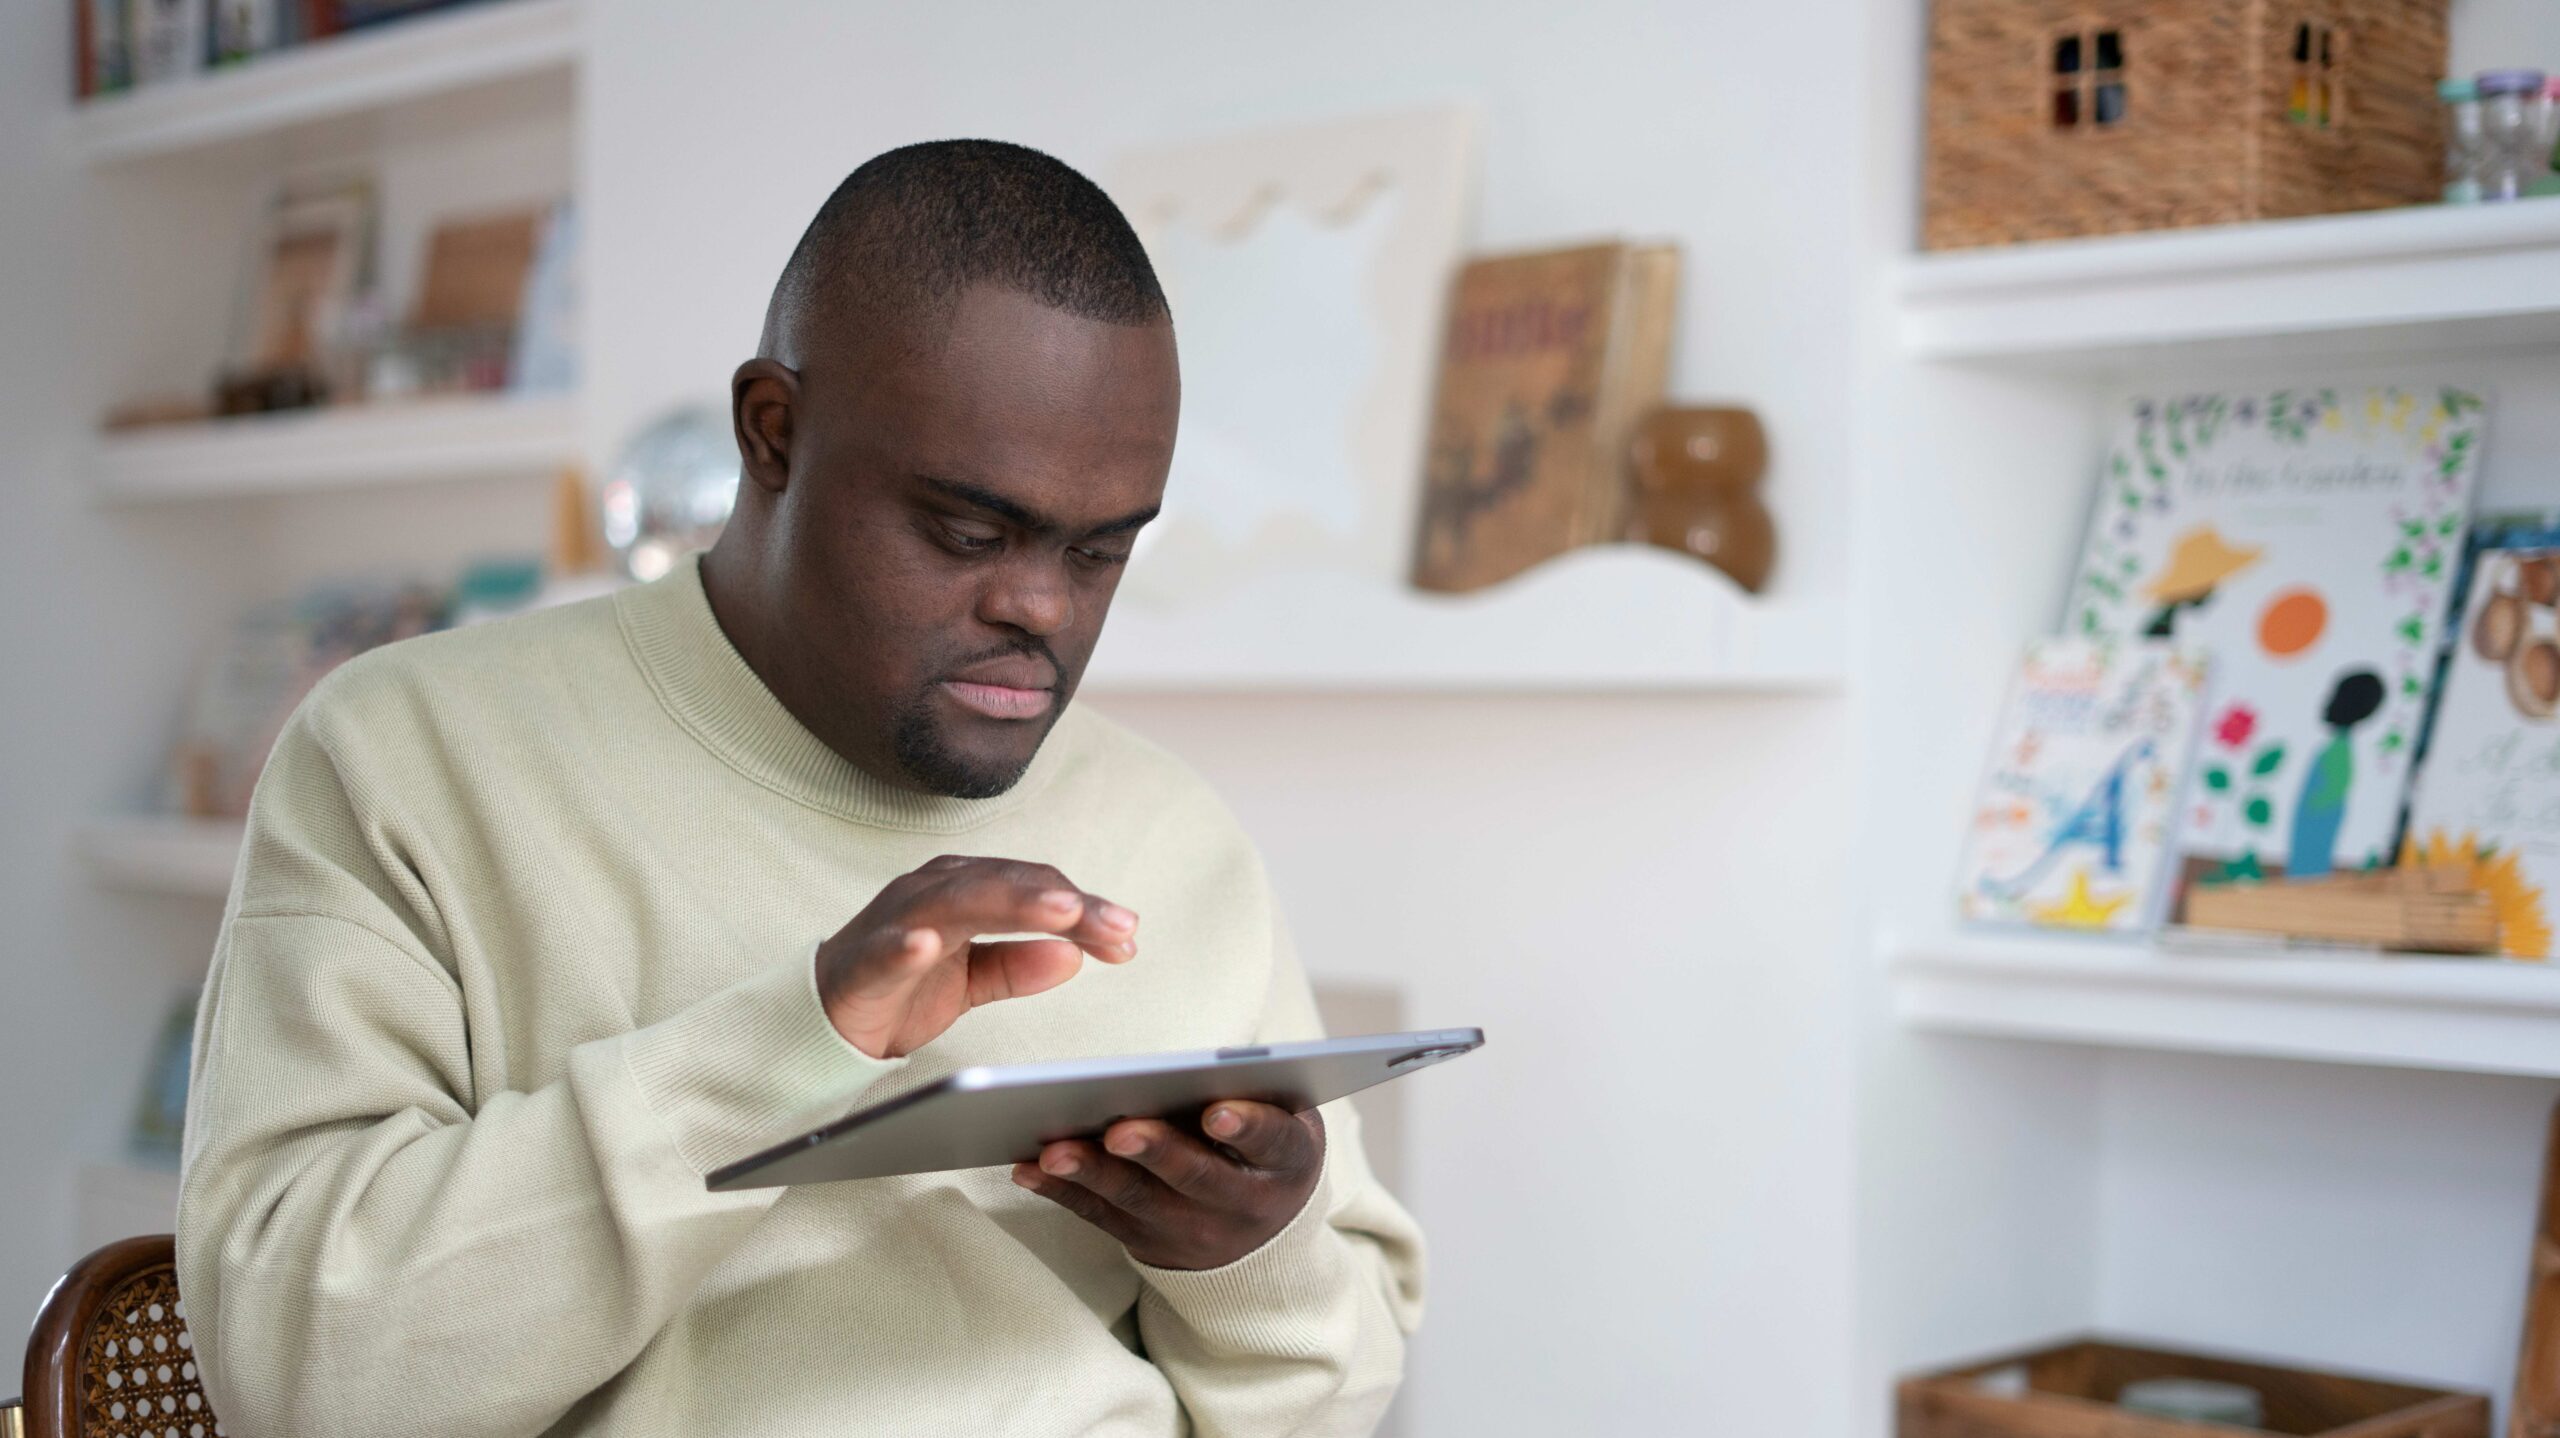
[1957, 639, 2210, 931]
[2401, 527, 2560, 960]
[2065, 387, 2486, 911]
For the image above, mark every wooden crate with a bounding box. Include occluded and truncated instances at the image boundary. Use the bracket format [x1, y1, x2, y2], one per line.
[1923, 0, 2448, 250]
[1900, 1337, 2487, 1437]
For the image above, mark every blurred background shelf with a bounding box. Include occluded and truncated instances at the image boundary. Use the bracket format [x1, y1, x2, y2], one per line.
[86, 393, 579, 503]
[76, 818, 243, 900]
[68, 0, 582, 165]
[1899, 197, 2560, 373]
[1083, 544, 1847, 693]
[1890, 928, 2560, 1080]
[73, 1160, 180, 1250]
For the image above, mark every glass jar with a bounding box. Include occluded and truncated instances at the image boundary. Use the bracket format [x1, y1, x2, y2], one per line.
[2440, 77, 2483, 203]
[2476, 69, 2550, 202]
[2544, 78, 2560, 177]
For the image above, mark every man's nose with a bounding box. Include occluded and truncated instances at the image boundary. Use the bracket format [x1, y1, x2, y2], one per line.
[978, 556, 1072, 637]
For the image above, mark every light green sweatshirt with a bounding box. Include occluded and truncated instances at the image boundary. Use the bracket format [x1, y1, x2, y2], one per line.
[176, 556, 1423, 1437]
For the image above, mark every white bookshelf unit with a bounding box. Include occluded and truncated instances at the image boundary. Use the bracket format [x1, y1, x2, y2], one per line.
[50, 0, 591, 1299]
[1863, 172, 2560, 1426]
[86, 393, 579, 503]
[67, 0, 581, 165]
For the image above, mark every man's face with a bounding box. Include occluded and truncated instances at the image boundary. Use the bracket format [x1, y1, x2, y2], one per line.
[769, 285, 1178, 797]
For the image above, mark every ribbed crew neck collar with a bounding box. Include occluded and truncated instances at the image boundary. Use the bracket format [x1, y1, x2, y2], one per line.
[614, 555, 1062, 833]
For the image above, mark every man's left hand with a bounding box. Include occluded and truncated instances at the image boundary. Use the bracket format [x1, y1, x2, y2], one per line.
[1012, 1102, 1325, 1270]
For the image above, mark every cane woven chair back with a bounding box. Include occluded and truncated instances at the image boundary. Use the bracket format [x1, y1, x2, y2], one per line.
[19, 1236, 223, 1438]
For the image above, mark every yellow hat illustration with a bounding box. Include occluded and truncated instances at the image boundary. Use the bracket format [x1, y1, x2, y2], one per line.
[2144, 525, 2264, 603]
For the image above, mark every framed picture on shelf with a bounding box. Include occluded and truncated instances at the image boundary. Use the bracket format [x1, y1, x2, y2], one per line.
[223, 177, 377, 409]
[1106, 107, 1477, 610]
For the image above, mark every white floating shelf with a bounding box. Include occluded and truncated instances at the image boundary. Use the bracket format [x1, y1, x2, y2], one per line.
[1890, 927, 2560, 1080]
[68, 0, 581, 165]
[1899, 197, 2560, 371]
[76, 817, 244, 899]
[1083, 544, 1846, 693]
[87, 392, 579, 503]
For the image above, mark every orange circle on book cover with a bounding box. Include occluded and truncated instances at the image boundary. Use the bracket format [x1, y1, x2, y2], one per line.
[2257, 588, 2328, 657]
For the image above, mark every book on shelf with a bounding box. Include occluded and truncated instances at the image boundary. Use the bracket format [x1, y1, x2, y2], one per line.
[1957, 637, 2210, 932]
[73, 0, 497, 98]
[2062, 385, 2488, 917]
[1409, 240, 1679, 594]
[2400, 517, 2560, 960]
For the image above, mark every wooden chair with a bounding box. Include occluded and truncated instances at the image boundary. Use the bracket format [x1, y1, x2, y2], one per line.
[3, 1236, 224, 1438]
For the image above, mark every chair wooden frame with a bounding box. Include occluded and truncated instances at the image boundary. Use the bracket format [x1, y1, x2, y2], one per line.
[15, 1236, 221, 1438]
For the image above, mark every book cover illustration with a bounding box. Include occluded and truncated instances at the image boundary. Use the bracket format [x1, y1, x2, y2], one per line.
[1409, 241, 1676, 594]
[2402, 533, 2560, 960]
[1958, 639, 2210, 931]
[2066, 387, 2486, 905]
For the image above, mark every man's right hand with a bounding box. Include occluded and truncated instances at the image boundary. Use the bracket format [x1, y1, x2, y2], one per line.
[816, 855, 1138, 1059]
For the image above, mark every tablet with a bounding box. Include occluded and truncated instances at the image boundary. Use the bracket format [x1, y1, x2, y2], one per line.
[706, 1027, 1485, 1191]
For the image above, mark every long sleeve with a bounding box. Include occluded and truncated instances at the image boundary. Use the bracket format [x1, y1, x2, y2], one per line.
[175, 715, 902, 1437]
[1129, 912, 1427, 1438]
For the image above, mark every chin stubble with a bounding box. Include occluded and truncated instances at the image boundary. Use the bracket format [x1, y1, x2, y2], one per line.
[889, 688, 1062, 799]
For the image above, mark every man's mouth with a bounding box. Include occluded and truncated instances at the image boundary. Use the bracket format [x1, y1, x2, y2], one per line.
[940, 680, 1054, 721]
[939, 652, 1060, 721]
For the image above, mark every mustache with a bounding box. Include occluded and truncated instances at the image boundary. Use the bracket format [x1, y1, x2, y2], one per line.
[943, 639, 1065, 686]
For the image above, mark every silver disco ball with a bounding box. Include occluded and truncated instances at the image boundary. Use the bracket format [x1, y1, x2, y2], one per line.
[601, 407, 739, 582]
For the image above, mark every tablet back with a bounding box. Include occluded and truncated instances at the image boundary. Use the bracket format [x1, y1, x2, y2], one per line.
[707, 1027, 1483, 1191]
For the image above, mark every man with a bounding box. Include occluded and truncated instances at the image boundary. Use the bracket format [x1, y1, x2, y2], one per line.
[177, 140, 1422, 1437]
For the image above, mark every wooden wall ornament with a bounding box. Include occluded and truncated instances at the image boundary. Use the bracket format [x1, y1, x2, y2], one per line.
[2512, 1101, 2560, 1438]
[1107, 108, 1477, 610]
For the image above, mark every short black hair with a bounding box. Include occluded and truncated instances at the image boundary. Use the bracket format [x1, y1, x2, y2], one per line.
[761, 139, 1168, 358]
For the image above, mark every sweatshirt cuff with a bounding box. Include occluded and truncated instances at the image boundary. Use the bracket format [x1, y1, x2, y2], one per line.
[621, 946, 904, 1176]
[1130, 1153, 1348, 1351]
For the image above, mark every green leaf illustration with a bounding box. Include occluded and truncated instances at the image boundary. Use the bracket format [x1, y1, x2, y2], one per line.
[2251, 745, 2286, 776]
[2204, 766, 2231, 791]
[2244, 796, 2273, 826]
[2380, 729, 2406, 754]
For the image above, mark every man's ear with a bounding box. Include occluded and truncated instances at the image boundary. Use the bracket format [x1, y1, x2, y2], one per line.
[732, 358, 800, 495]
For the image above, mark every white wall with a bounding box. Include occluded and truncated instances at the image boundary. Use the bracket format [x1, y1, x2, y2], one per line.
[2095, 1052, 2559, 1400]
[581, 3, 1868, 1432]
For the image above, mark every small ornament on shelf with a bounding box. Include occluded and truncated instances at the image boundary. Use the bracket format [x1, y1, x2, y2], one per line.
[1625, 405, 1774, 594]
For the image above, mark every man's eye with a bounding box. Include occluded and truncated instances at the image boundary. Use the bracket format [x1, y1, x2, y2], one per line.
[1071, 545, 1131, 568]
[940, 525, 1003, 553]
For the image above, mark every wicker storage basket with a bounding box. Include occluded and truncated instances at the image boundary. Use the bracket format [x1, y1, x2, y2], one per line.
[1923, 0, 2448, 250]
